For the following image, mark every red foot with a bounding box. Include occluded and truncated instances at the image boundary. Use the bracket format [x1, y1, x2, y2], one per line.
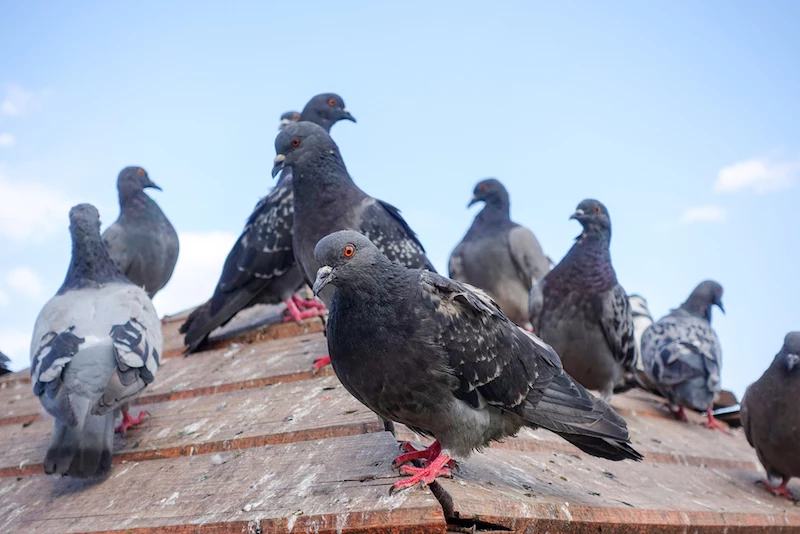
[758, 478, 795, 500]
[115, 408, 149, 435]
[282, 298, 326, 324]
[665, 404, 689, 423]
[392, 441, 457, 470]
[392, 451, 453, 493]
[313, 355, 331, 373]
[705, 406, 731, 435]
[292, 294, 327, 311]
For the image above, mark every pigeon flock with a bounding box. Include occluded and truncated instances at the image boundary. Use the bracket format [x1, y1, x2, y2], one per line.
[21, 92, 798, 500]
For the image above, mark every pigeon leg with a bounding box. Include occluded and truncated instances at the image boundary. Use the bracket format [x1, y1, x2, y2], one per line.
[758, 478, 795, 500]
[704, 405, 731, 435]
[392, 451, 453, 493]
[282, 297, 326, 324]
[392, 440, 457, 470]
[312, 355, 331, 372]
[115, 406, 149, 435]
[292, 294, 327, 311]
[664, 403, 689, 422]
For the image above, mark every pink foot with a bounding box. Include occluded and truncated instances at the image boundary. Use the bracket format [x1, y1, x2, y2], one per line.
[282, 298, 326, 324]
[391, 451, 453, 493]
[705, 406, 731, 435]
[313, 355, 331, 373]
[115, 408, 149, 435]
[664, 403, 689, 422]
[392, 441, 457, 470]
[758, 479, 795, 500]
[292, 294, 327, 311]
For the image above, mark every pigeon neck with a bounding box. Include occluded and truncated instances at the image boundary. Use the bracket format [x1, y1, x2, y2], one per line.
[299, 110, 334, 133]
[59, 230, 128, 294]
[679, 297, 712, 322]
[291, 149, 356, 198]
[551, 231, 617, 292]
[119, 189, 157, 215]
[476, 198, 511, 224]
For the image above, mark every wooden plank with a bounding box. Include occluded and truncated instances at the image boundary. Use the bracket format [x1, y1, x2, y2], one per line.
[0, 433, 445, 534]
[0, 378, 40, 427]
[0, 376, 380, 478]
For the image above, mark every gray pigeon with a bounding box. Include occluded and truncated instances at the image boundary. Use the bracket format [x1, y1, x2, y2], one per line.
[741, 332, 800, 500]
[279, 110, 301, 130]
[0, 350, 10, 376]
[180, 94, 355, 353]
[640, 280, 726, 432]
[102, 166, 179, 298]
[30, 204, 162, 477]
[312, 230, 641, 492]
[528, 199, 635, 401]
[449, 178, 550, 329]
[629, 294, 653, 372]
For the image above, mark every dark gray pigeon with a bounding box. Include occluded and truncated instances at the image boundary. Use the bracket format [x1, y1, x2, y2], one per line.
[0, 350, 10, 376]
[180, 94, 355, 353]
[102, 166, 179, 298]
[279, 110, 301, 130]
[528, 199, 635, 401]
[312, 230, 641, 492]
[30, 204, 162, 477]
[741, 332, 800, 500]
[449, 178, 549, 329]
[641, 280, 728, 432]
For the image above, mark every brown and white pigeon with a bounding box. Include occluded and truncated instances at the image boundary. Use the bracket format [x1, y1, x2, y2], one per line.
[449, 178, 549, 329]
[741, 332, 800, 500]
[31, 204, 161, 477]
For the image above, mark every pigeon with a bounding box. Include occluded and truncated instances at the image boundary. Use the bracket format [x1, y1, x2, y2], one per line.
[741, 332, 800, 500]
[102, 166, 179, 298]
[180, 94, 355, 353]
[449, 179, 550, 329]
[640, 280, 727, 432]
[528, 199, 635, 401]
[629, 294, 653, 371]
[30, 204, 162, 477]
[312, 230, 642, 492]
[0, 350, 10, 376]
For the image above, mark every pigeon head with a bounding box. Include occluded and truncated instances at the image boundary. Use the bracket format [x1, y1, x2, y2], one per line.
[469, 178, 509, 209]
[272, 121, 340, 178]
[570, 198, 612, 241]
[117, 166, 161, 201]
[312, 230, 386, 296]
[69, 203, 102, 240]
[279, 110, 301, 131]
[61, 203, 126, 293]
[681, 280, 724, 321]
[300, 93, 356, 133]
[782, 332, 800, 371]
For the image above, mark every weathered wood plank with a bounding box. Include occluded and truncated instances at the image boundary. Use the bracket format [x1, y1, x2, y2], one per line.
[0, 433, 445, 534]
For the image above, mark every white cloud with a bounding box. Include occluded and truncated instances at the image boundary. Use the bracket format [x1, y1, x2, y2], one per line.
[1, 84, 42, 117]
[7, 267, 44, 299]
[715, 158, 800, 193]
[0, 328, 32, 372]
[0, 288, 8, 307]
[0, 170, 74, 242]
[0, 133, 15, 148]
[151, 231, 237, 316]
[679, 205, 727, 224]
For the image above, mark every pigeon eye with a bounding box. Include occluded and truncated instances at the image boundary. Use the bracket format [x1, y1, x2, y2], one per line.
[328, 98, 336, 107]
[593, 205, 601, 214]
[293, 113, 300, 121]
[478, 184, 487, 192]
[343, 245, 355, 258]
[137, 168, 145, 175]
[291, 138, 301, 147]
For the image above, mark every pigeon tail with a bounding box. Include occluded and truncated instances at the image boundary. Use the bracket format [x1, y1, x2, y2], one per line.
[45, 406, 114, 478]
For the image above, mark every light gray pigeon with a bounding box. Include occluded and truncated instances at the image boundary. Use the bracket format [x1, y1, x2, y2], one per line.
[629, 294, 653, 372]
[741, 332, 800, 500]
[529, 199, 636, 401]
[30, 204, 162, 477]
[449, 178, 549, 329]
[0, 350, 10, 376]
[102, 166, 179, 298]
[640, 280, 727, 432]
[180, 94, 356, 353]
[312, 230, 641, 492]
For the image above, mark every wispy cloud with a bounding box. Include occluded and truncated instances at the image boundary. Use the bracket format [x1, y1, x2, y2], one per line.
[715, 158, 800, 193]
[0, 288, 8, 307]
[680, 205, 727, 224]
[0, 133, 15, 148]
[0, 169, 75, 242]
[6, 267, 44, 299]
[0, 328, 32, 372]
[1, 84, 44, 117]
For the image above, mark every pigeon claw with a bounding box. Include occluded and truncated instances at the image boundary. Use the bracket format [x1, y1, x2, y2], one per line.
[758, 479, 795, 501]
[282, 298, 326, 325]
[291, 294, 327, 311]
[705, 406, 731, 435]
[393, 441, 458, 470]
[115, 408, 149, 435]
[391, 452, 453, 493]
[312, 355, 332, 373]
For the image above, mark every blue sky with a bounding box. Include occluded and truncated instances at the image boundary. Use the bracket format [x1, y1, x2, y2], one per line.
[0, 2, 797, 400]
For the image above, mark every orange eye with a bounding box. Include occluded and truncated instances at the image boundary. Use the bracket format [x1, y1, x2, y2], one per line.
[593, 205, 601, 214]
[291, 138, 301, 147]
[137, 168, 145, 175]
[343, 245, 355, 258]
[293, 113, 300, 120]
[478, 184, 487, 191]
[328, 98, 336, 107]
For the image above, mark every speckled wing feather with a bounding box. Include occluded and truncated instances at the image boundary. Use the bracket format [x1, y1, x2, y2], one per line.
[593, 285, 636, 371]
[359, 199, 436, 272]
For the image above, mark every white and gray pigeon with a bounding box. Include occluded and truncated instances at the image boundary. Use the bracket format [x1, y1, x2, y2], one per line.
[640, 280, 727, 432]
[312, 230, 642, 492]
[629, 294, 653, 372]
[449, 178, 550, 329]
[741, 332, 800, 500]
[180, 94, 356, 353]
[102, 166, 179, 298]
[529, 199, 636, 401]
[0, 350, 10, 376]
[30, 204, 162, 477]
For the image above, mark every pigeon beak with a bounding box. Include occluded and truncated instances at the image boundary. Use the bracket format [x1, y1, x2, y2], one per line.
[569, 208, 585, 221]
[787, 353, 800, 371]
[342, 109, 356, 123]
[312, 265, 335, 296]
[145, 179, 162, 192]
[279, 118, 293, 131]
[468, 195, 482, 208]
[272, 154, 286, 178]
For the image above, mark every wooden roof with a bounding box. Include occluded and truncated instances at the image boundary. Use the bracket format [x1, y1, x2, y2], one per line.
[1, 305, 798, 533]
